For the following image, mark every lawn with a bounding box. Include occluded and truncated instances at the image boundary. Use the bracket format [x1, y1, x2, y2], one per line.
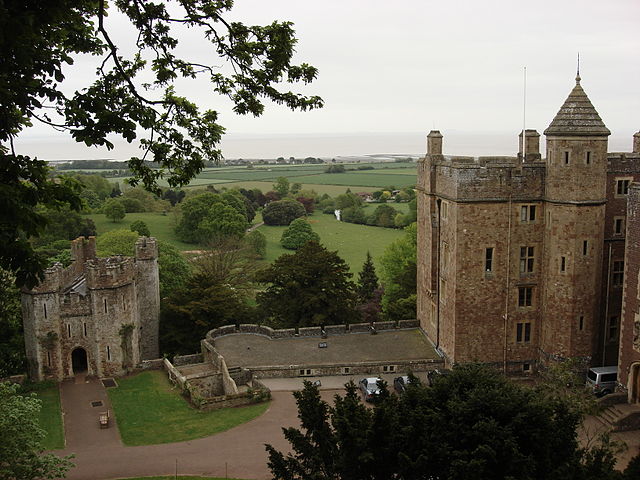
[88, 213, 194, 251]
[258, 209, 405, 273]
[107, 370, 270, 446]
[31, 384, 65, 450]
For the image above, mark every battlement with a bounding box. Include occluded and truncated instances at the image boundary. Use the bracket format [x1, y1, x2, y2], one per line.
[85, 256, 135, 289]
[135, 236, 158, 260]
[607, 152, 640, 174]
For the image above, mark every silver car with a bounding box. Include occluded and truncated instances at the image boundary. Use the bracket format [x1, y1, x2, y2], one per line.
[359, 377, 382, 402]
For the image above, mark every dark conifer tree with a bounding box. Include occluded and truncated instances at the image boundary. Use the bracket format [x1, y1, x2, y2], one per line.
[357, 251, 379, 302]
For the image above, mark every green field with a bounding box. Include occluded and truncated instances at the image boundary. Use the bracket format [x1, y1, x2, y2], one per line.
[103, 162, 417, 191]
[121, 477, 244, 480]
[35, 385, 65, 450]
[258, 208, 405, 273]
[107, 371, 270, 446]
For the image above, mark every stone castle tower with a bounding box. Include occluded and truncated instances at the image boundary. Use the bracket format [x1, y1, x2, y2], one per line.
[417, 75, 640, 372]
[21, 236, 160, 381]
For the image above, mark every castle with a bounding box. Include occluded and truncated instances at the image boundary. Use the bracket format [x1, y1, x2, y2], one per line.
[417, 73, 640, 373]
[21, 236, 160, 381]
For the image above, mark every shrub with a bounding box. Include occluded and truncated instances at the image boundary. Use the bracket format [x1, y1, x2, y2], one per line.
[280, 218, 320, 250]
[130, 220, 151, 237]
[262, 199, 306, 226]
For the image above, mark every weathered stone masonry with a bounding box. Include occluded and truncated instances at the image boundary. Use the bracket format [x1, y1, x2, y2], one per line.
[417, 75, 640, 373]
[21, 236, 160, 381]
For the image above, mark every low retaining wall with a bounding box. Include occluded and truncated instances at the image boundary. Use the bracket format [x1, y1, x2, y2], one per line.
[207, 320, 421, 342]
[248, 358, 443, 379]
[173, 353, 204, 366]
[138, 358, 165, 370]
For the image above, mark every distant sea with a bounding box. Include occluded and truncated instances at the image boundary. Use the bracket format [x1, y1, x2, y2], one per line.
[15, 131, 636, 163]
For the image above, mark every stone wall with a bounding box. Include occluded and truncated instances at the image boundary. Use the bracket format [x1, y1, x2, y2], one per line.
[207, 320, 420, 342]
[173, 353, 204, 366]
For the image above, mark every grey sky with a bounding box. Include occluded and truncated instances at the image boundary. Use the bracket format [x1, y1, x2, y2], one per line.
[15, 0, 640, 159]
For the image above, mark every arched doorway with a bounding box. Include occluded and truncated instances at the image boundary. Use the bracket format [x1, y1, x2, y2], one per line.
[629, 362, 640, 404]
[71, 347, 88, 375]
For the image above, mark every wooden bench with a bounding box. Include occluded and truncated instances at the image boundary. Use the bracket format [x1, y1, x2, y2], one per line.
[99, 411, 109, 429]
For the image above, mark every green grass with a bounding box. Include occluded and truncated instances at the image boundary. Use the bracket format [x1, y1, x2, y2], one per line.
[258, 210, 405, 273]
[35, 385, 65, 450]
[291, 172, 416, 188]
[88, 213, 194, 251]
[107, 371, 270, 446]
[211, 181, 374, 196]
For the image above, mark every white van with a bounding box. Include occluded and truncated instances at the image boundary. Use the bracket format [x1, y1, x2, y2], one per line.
[586, 366, 618, 396]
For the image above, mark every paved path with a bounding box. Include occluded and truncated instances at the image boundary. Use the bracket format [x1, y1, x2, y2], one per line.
[56, 379, 341, 480]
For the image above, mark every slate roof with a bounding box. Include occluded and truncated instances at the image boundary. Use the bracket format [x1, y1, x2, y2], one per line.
[544, 76, 610, 137]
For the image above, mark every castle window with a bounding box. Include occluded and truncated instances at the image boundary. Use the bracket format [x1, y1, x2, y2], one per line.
[516, 322, 531, 343]
[614, 217, 625, 236]
[122, 295, 126, 311]
[67, 324, 71, 338]
[441, 201, 448, 220]
[520, 205, 536, 223]
[578, 315, 584, 331]
[43, 303, 47, 319]
[485, 247, 494, 273]
[608, 316, 618, 341]
[548, 150, 553, 164]
[104, 298, 107, 313]
[519, 246, 535, 273]
[47, 351, 51, 367]
[583, 240, 588, 255]
[612, 261, 624, 286]
[585, 151, 591, 165]
[83, 322, 87, 337]
[560, 256, 566, 272]
[616, 178, 631, 196]
[107, 345, 111, 361]
[523, 363, 531, 372]
[564, 151, 570, 165]
[518, 286, 533, 307]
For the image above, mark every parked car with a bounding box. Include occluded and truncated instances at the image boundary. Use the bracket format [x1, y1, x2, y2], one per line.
[586, 366, 617, 397]
[359, 377, 382, 402]
[393, 375, 410, 394]
[426, 368, 452, 386]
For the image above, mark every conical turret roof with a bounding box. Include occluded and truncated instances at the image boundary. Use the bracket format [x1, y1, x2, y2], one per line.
[544, 75, 610, 136]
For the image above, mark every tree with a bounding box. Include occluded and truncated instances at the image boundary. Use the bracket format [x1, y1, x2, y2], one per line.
[0, 382, 74, 480]
[160, 239, 259, 354]
[341, 206, 366, 224]
[295, 196, 315, 214]
[0, 270, 26, 377]
[280, 218, 320, 250]
[262, 199, 306, 226]
[130, 220, 151, 237]
[175, 192, 247, 243]
[334, 192, 362, 210]
[245, 230, 267, 259]
[357, 252, 379, 302]
[1, 1, 321, 287]
[368, 204, 398, 228]
[273, 177, 290, 197]
[267, 365, 624, 480]
[256, 241, 358, 328]
[34, 206, 97, 247]
[380, 222, 417, 320]
[103, 198, 126, 222]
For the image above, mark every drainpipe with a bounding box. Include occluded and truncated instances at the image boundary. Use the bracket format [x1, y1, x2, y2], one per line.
[436, 198, 442, 350]
[503, 194, 513, 374]
[602, 243, 613, 366]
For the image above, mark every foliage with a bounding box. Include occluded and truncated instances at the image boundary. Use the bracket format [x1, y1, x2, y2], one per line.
[267, 366, 627, 480]
[324, 164, 346, 173]
[334, 192, 362, 210]
[280, 218, 320, 250]
[160, 239, 258, 354]
[130, 220, 151, 237]
[262, 199, 306, 226]
[256, 241, 358, 328]
[1, 0, 321, 287]
[175, 192, 247, 244]
[0, 157, 82, 287]
[96, 229, 140, 256]
[119, 197, 145, 213]
[357, 252, 379, 302]
[103, 198, 126, 222]
[367, 204, 398, 228]
[380, 222, 417, 320]
[245, 230, 267, 259]
[33, 206, 97, 248]
[0, 382, 74, 480]
[341, 205, 367, 224]
[107, 371, 269, 446]
[0, 270, 26, 377]
[273, 177, 291, 197]
[295, 196, 315, 214]
[357, 287, 383, 324]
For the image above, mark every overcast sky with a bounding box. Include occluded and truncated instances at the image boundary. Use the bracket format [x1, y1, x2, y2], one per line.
[16, 0, 640, 159]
